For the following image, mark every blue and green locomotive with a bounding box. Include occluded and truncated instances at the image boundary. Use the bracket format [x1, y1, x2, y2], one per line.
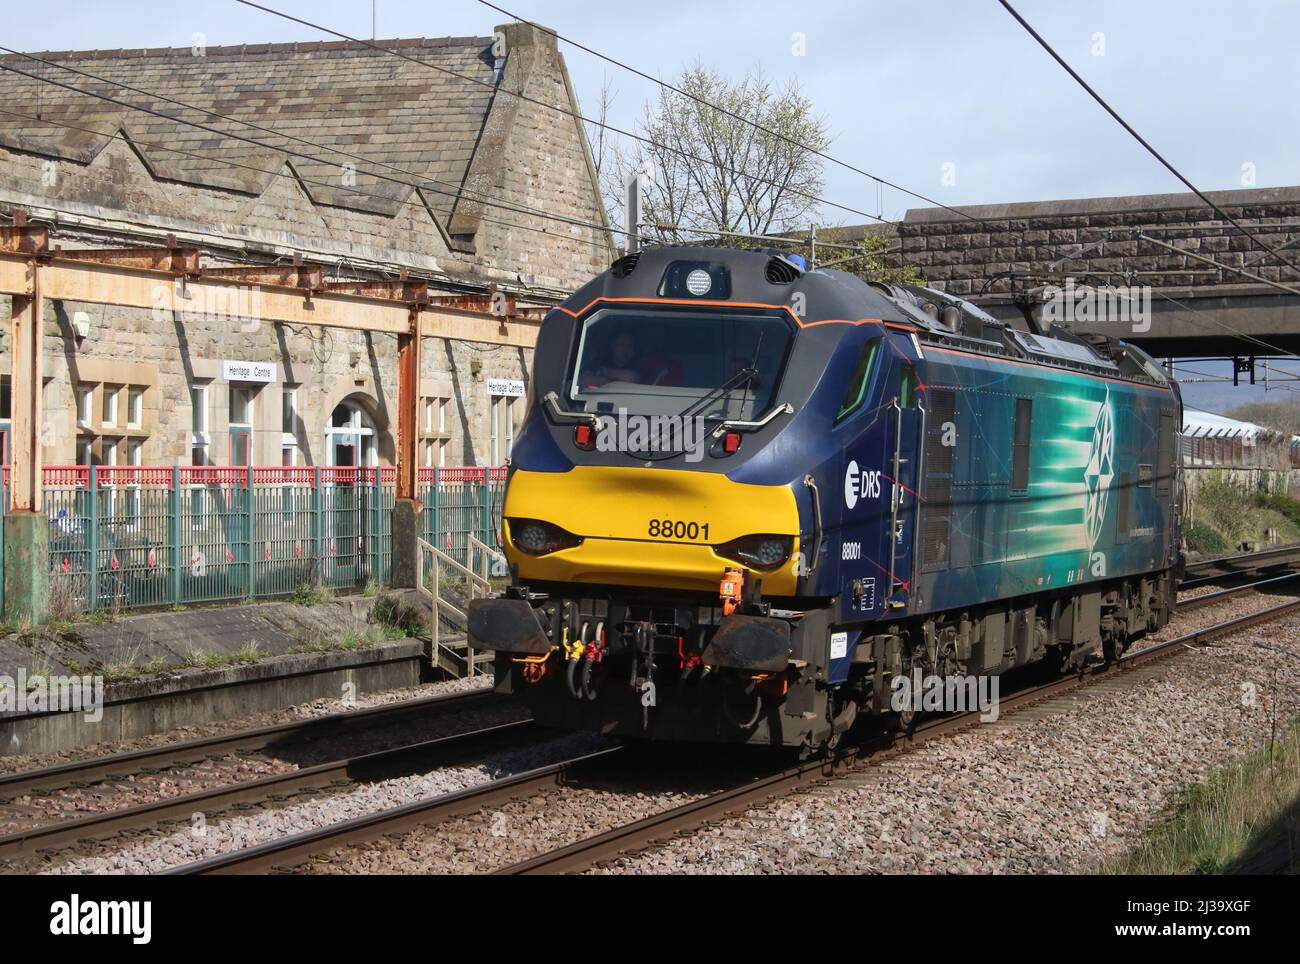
[468, 246, 1182, 750]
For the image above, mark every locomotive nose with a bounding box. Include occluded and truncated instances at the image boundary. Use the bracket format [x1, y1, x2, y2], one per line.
[502, 465, 801, 595]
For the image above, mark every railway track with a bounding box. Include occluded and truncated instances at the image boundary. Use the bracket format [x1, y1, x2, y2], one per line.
[495, 595, 1300, 874]
[1177, 569, 1300, 610]
[163, 586, 1300, 876]
[164, 744, 625, 875]
[1181, 543, 1300, 588]
[10, 544, 1295, 874]
[0, 687, 512, 861]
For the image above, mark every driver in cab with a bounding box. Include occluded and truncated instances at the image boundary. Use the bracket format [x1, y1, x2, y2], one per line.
[580, 331, 675, 387]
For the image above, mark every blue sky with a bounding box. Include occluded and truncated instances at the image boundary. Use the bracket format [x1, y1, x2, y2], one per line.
[6, 0, 1299, 414]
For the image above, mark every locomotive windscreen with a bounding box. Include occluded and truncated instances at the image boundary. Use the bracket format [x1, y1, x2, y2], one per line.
[566, 305, 794, 420]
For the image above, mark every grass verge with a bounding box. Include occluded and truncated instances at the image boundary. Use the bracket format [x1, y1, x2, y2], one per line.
[1104, 721, 1300, 874]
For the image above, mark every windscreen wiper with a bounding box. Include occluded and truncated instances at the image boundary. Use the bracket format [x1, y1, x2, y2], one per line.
[676, 366, 758, 420]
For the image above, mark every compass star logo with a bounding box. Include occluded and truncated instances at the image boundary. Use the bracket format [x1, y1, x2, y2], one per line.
[1083, 391, 1115, 548]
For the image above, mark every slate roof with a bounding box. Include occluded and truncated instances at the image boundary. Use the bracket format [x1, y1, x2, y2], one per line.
[0, 37, 500, 220]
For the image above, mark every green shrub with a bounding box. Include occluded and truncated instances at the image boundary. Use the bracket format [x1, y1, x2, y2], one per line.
[1252, 491, 1300, 529]
[1184, 520, 1227, 554]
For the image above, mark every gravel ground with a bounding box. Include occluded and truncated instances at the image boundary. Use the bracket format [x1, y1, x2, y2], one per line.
[0, 676, 525, 836]
[10, 587, 1298, 875]
[35, 730, 610, 874]
[289, 746, 756, 874]
[0, 675, 495, 777]
[295, 778, 706, 874]
[1177, 583, 1231, 600]
[597, 610, 1300, 875]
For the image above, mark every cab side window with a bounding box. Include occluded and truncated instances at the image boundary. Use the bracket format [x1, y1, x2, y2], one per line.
[835, 340, 880, 423]
[899, 364, 919, 409]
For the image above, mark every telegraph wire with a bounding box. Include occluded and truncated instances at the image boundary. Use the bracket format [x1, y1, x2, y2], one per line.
[232, 0, 892, 226]
[997, 0, 1299, 271]
[473, 0, 987, 227]
[0, 55, 658, 250]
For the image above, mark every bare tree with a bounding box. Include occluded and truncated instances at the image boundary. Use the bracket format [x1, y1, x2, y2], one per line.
[583, 72, 634, 241]
[591, 64, 921, 283]
[623, 64, 831, 241]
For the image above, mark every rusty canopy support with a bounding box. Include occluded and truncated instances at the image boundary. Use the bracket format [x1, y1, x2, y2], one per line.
[0, 227, 546, 604]
[396, 313, 422, 505]
[201, 262, 324, 289]
[0, 250, 545, 343]
[57, 242, 201, 274]
[8, 258, 43, 512]
[0, 219, 50, 257]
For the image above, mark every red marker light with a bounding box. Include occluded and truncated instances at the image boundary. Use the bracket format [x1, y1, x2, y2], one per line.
[723, 432, 741, 454]
[574, 424, 595, 449]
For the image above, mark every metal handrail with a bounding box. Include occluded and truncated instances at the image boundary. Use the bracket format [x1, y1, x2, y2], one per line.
[416, 535, 494, 677]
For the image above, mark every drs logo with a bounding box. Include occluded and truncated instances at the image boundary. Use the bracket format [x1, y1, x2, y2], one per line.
[843, 460, 882, 509]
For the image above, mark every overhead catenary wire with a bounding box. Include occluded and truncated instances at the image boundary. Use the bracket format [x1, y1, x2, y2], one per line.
[7, 24, 1299, 441]
[996, 0, 1299, 272]
[999, 232, 1300, 361]
[0, 45, 900, 265]
[0, 104, 630, 265]
[1137, 233, 1300, 298]
[232, 0, 893, 227]
[0, 53, 668, 251]
[473, 0, 987, 227]
[1147, 286, 1296, 360]
[5, 11, 1295, 374]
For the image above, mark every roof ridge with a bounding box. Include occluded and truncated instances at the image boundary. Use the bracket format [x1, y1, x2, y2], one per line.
[0, 35, 491, 63]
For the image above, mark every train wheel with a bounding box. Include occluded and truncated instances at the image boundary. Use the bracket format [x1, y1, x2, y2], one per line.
[896, 639, 931, 733]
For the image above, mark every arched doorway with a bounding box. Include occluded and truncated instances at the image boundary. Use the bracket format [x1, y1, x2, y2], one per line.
[325, 400, 378, 469]
[323, 399, 378, 587]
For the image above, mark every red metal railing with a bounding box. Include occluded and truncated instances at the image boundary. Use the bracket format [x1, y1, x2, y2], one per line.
[34, 465, 502, 488]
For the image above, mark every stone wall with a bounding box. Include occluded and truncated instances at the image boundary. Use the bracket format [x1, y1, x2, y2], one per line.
[884, 185, 1300, 299]
[0, 292, 531, 469]
[0, 22, 611, 469]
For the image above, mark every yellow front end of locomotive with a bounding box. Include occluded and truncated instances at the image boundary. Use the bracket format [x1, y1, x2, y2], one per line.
[503, 466, 801, 595]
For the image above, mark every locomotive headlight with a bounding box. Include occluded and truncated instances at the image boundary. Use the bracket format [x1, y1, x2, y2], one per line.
[714, 534, 793, 571]
[508, 518, 583, 556]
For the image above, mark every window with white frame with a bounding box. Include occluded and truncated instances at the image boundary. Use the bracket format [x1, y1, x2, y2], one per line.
[190, 384, 209, 467]
[229, 385, 253, 426]
[438, 397, 448, 466]
[420, 395, 450, 467]
[127, 387, 144, 428]
[490, 396, 516, 465]
[281, 387, 297, 434]
[74, 380, 152, 473]
[280, 443, 297, 517]
[77, 386, 93, 427]
[102, 384, 120, 428]
[102, 437, 119, 517]
[189, 445, 208, 531]
[124, 438, 142, 527]
[229, 384, 254, 466]
[281, 386, 298, 466]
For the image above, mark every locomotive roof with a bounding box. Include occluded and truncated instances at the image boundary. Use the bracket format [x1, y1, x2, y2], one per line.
[558, 246, 1171, 391]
